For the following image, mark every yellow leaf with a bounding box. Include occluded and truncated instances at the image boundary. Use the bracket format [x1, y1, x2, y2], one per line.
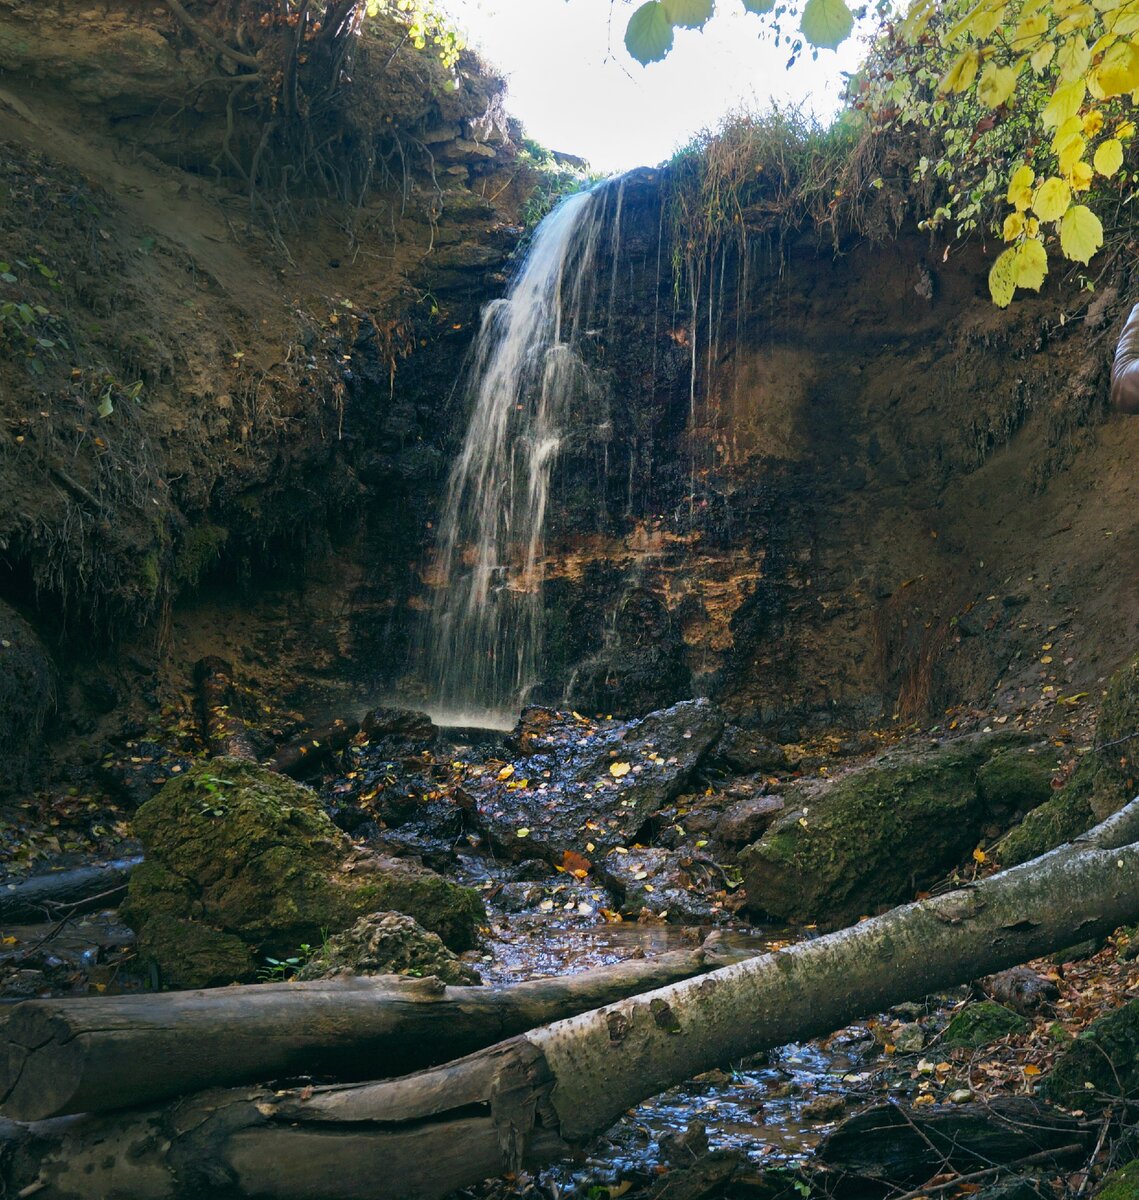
[974, 5, 1008, 37]
[973, 846, 988, 864]
[1058, 132, 1087, 173]
[0, 936, 16, 946]
[1042, 79, 1087, 127]
[978, 61, 1020, 107]
[1058, 34, 1092, 78]
[1070, 159, 1095, 188]
[1031, 40, 1057, 71]
[1108, 6, 1139, 34]
[989, 246, 1019, 306]
[1026, 216, 1041, 236]
[1015, 237, 1049, 290]
[1060, 203, 1104, 262]
[516, 827, 530, 838]
[1082, 106, 1105, 134]
[497, 764, 514, 780]
[1094, 136, 1125, 174]
[1118, 118, 1138, 137]
[609, 761, 631, 777]
[1091, 39, 1139, 96]
[914, 1093, 936, 1105]
[940, 48, 980, 94]
[1007, 163, 1036, 210]
[901, 0, 936, 41]
[1056, 3, 1094, 32]
[1024, 1063, 1042, 1076]
[1034, 176, 1073, 219]
[1012, 10, 1049, 47]
[1003, 211, 1026, 240]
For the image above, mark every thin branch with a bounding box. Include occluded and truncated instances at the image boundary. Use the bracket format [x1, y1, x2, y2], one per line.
[161, 0, 261, 68]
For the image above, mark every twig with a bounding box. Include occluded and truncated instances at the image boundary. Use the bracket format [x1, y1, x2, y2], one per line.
[890, 1143, 1086, 1200]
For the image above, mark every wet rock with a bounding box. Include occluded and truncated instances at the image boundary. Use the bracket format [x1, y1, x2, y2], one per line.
[980, 966, 1059, 1016]
[715, 795, 785, 846]
[97, 739, 196, 807]
[942, 1000, 1029, 1049]
[1000, 656, 1139, 866]
[0, 602, 55, 790]
[975, 747, 1056, 820]
[802, 1093, 846, 1122]
[472, 699, 725, 859]
[294, 911, 480, 985]
[361, 707, 437, 755]
[122, 758, 484, 988]
[710, 726, 790, 774]
[740, 735, 1020, 927]
[594, 846, 724, 922]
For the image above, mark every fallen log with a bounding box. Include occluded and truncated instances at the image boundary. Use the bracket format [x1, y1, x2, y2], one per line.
[3, 796, 1138, 1200]
[268, 717, 359, 777]
[0, 857, 141, 924]
[194, 656, 259, 760]
[0, 936, 749, 1121]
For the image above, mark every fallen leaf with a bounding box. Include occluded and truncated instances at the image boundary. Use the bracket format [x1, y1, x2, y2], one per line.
[610, 761, 631, 778]
[497, 764, 515, 781]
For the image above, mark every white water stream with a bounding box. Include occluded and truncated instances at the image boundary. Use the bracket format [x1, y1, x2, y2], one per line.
[423, 182, 623, 729]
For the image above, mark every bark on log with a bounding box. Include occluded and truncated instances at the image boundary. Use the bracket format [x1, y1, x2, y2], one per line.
[268, 718, 360, 777]
[0, 857, 141, 924]
[0, 938, 749, 1120]
[194, 656, 259, 760]
[3, 797, 1138, 1200]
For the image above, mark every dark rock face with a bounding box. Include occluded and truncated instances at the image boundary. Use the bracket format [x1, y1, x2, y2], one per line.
[470, 699, 725, 860]
[0, 601, 55, 789]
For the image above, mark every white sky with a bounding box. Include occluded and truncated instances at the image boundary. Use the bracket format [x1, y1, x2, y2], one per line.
[439, 0, 872, 173]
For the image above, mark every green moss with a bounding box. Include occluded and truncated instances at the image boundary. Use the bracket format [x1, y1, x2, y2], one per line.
[741, 738, 1002, 926]
[999, 657, 1139, 866]
[975, 749, 1055, 815]
[1045, 998, 1139, 1110]
[124, 757, 484, 985]
[1094, 1159, 1139, 1200]
[173, 522, 228, 590]
[942, 1001, 1029, 1050]
[134, 913, 256, 989]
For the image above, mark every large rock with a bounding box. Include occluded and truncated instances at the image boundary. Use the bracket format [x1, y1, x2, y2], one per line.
[999, 655, 1139, 866]
[471, 699, 725, 859]
[1045, 997, 1139, 1111]
[0, 602, 55, 789]
[122, 758, 484, 988]
[740, 735, 1043, 927]
[294, 912, 480, 986]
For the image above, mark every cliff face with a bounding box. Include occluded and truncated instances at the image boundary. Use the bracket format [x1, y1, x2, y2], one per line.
[0, 0, 531, 779]
[1, 5, 1136, 782]
[399, 170, 1139, 738]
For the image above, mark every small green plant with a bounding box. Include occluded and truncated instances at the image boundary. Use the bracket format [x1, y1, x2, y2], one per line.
[0, 258, 69, 375]
[194, 774, 236, 817]
[258, 942, 315, 981]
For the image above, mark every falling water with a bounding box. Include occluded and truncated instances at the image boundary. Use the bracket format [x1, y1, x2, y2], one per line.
[422, 183, 618, 729]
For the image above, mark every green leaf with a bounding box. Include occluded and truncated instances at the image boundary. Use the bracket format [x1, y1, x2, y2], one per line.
[989, 246, 1019, 307]
[625, 0, 675, 63]
[742, 0, 776, 11]
[97, 394, 114, 418]
[662, 0, 714, 28]
[1059, 204, 1103, 263]
[800, 0, 853, 49]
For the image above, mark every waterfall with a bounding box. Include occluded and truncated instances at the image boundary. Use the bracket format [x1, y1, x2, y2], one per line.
[422, 182, 618, 729]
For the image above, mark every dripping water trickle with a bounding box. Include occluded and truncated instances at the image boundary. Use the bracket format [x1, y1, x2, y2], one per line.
[420, 183, 618, 730]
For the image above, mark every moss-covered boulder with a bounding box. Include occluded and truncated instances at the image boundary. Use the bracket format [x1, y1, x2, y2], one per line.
[122, 758, 484, 988]
[740, 736, 1029, 927]
[1045, 998, 1139, 1110]
[942, 1001, 1029, 1050]
[295, 912, 481, 985]
[999, 656, 1139, 867]
[1094, 1160, 1139, 1200]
